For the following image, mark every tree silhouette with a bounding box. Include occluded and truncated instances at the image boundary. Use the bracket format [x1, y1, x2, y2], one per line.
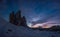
[15, 10, 21, 25]
[21, 16, 27, 27]
[9, 11, 15, 24]
[9, 10, 27, 27]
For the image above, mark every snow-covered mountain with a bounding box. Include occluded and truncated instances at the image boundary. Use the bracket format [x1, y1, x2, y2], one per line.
[0, 16, 60, 37]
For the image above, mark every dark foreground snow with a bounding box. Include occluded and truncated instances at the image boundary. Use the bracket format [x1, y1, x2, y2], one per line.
[0, 17, 60, 37]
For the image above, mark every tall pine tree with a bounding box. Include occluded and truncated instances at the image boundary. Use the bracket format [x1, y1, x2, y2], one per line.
[9, 11, 15, 24]
[21, 16, 27, 27]
[15, 10, 21, 25]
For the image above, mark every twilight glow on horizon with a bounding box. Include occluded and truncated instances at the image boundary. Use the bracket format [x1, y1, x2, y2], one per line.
[0, 0, 60, 28]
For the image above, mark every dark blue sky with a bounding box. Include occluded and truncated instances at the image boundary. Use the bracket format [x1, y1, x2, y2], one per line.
[0, 0, 60, 27]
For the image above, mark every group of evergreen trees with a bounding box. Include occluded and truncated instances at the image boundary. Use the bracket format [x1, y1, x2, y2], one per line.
[9, 10, 27, 27]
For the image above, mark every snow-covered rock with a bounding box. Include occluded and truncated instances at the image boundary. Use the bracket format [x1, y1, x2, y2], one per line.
[0, 16, 60, 37]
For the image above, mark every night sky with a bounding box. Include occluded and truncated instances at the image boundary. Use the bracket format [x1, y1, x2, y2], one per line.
[0, 0, 60, 28]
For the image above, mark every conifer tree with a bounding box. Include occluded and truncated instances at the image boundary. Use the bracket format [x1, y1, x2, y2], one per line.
[21, 16, 27, 27]
[9, 11, 15, 24]
[16, 10, 21, 20]
[15, 10, 21, 25]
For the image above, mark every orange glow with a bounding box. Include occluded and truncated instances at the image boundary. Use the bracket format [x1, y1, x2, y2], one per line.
[42, 26, 49, 28]
[42, 25, 51, 28]
[31, 25, 50, 28]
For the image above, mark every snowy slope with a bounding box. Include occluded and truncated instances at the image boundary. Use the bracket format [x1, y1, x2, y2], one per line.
[0, 17, 60, 37]
[0, 16, 8, 36]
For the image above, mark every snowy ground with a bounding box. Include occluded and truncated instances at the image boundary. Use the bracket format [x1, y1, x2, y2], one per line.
[0, 17, 60, 37]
